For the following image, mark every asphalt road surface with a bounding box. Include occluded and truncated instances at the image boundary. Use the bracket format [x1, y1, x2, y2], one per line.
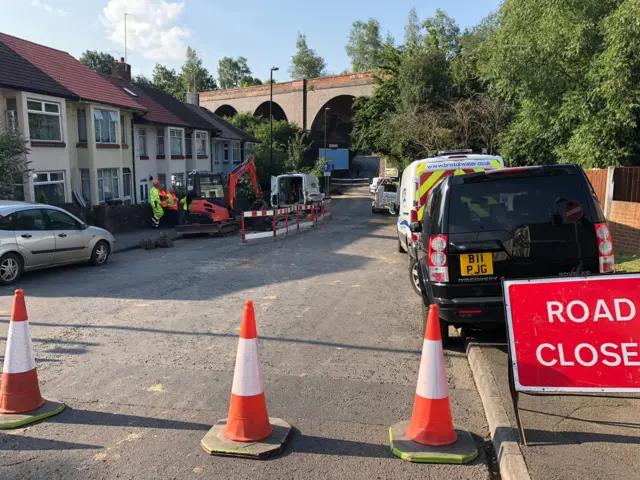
[0, 191, 497, 480]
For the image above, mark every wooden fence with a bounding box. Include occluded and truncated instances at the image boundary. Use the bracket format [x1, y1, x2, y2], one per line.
[584, 169, 607, 210]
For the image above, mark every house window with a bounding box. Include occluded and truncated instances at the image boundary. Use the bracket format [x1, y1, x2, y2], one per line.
[240, 143, 245, 162]
[223, 142, 230, 163]
[80, 169, 91, 203]
[97, 168, 119, 202]
[138, 128, 147, 156]
[27, 99, 62, 141]
[245, 142, 254, 159]
[172, 173, 184, 191]
[233, 141, 241, 164]
[185, 132, 192, 157]
[123, 168, 132, 204]
[157, 128, 165, 155]
[94, 109, 118, 144]
[121, 115, 127, 145]
[170, 129, 183, 155]
[33, 171, 65, 204]
[77, 108, 87, 142]
[158, 173, 167, 187]
[6, 98, 18, 131]
[196, 132, 207, 155]
[139, 183, 149, 202]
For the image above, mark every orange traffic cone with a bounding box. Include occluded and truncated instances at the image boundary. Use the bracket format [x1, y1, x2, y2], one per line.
[201, 301, 291, 458]
[0, 290, 64, 429]
[223, 301, 273, 442]
[389, 304, 477, 463]
[406, 304, 457, 446]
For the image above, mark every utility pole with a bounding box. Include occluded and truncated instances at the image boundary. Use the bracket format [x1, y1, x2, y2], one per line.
[324, 107, 330, 194]
[269, 66, 279, 170]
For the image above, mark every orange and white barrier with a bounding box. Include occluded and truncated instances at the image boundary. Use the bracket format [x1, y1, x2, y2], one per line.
[241, 199, 332, 243]
[0, 290, 65, 429]
[406, 304, 457, 446]
[224, 301, 273, 441]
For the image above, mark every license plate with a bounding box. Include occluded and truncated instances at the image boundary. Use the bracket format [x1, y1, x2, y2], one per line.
[460, 253, 494, 276]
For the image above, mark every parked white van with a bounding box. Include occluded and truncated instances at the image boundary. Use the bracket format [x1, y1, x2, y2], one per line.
[369, 177, 380, 194]
[270, 173, 324, 207]
[395, 151, 505, 293]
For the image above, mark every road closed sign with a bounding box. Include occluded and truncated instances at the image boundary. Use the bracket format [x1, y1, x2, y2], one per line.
[504, 275, 640, 393]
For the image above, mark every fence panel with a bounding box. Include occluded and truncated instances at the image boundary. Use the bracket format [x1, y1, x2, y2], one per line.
[613, 167, 640, 203]
[584, 169, 607, 209]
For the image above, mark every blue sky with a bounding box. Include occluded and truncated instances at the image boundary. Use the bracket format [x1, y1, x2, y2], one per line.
[0, 0, 500, 82]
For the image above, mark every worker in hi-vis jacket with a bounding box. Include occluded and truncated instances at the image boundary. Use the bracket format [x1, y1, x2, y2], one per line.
[149, 179, 164, 228]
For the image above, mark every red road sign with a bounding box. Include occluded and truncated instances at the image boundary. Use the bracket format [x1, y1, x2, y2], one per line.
[504, 275, 640, 393]
[564, 201, 583, 222]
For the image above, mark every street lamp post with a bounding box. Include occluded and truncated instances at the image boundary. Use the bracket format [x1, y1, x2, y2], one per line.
[269, 66, 279, 170]
[324, 107, 330, 194]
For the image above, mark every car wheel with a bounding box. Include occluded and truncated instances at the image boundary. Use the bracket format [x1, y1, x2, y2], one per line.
[90, 241, 110, 266]
[398, 235, 407, 254]
[409, 256, 421, 295]
[0, 253, 23, 286]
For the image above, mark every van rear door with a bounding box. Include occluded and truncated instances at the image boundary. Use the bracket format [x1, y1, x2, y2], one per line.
[446, 167, 600, 289]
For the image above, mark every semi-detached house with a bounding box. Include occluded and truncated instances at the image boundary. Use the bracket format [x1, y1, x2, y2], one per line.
[0, 32, 146, 206]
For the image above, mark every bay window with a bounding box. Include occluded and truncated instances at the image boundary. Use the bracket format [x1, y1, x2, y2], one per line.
[27, 99, 62, 141]
[77, 108, 87, 142]
[97, 168, 119, 202]
[94, 109, 118, 144]
[170, 129, 183, 155]
[233, 141, 240, 164]
[33, 171, 65, 204]
[196, 132, 207, 155]
[138, 128, 147, 156]
[157, 128, 165, 155]
[223, 142, 230, 163]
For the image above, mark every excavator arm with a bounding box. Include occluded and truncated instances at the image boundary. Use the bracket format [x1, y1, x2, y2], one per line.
[227, 158, 263, 209]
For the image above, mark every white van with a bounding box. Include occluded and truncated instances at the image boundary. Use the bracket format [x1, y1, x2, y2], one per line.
[369, 177, 380, 194]
[395, 152, 505, 293]
[270, 173, 324, 207]
[372, 178, 397, 213]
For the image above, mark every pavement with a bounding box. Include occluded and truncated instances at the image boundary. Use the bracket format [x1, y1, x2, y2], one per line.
[466, 332, 640, 480]
[0, 191, 496, 480]
[113, 228, 179, 253]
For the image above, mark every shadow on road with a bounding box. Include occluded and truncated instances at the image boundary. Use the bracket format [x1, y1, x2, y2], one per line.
[0, 437, 100, 451]
[495, 426, 640, 447]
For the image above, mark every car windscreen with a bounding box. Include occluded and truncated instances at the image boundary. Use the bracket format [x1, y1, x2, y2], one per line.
[383, 185, 397, 192]
[448, 175, 592, 234]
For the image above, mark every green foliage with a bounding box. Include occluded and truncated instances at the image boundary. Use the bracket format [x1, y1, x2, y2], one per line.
[286, 131, 313, 171]
[346, 19, 383, 72]
[227, 113, 308, 184]
[423, 9, 460, 59]
[0, 122, 30, 200]
[132, 74, 153, 87]
[289, 33, 327, 79]
[79, 50, 116, 75]
[38, 191, 47, 204]
[152, 64, 184, 101]
[218, 56, 258, 89]
[181, 47, 218, 94]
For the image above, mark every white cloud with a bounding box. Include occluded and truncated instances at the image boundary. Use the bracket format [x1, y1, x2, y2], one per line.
[31, 0, 68, 16]
[100, 0, 190, 61]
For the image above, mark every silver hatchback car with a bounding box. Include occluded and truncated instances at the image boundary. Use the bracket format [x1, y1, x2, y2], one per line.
[0, 201, 116, 285]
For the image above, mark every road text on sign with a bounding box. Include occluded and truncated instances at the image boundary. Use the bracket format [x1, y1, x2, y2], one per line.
[504, 275, 640, 393]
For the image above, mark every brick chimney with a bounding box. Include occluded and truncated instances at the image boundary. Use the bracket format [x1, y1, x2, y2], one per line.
[186, 92, 200, 106]
[112, 57, 132, 81]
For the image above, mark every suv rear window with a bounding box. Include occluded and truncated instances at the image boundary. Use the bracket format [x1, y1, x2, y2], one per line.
[383, 184, 397, 192]
[448, 175, 592, 234]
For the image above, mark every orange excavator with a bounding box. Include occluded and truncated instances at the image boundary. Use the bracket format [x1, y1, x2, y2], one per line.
[175, 158, 267, 236]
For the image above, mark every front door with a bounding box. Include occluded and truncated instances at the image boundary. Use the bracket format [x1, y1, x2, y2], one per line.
[14, 208, 55, 268]
[43, 209, 90, 264]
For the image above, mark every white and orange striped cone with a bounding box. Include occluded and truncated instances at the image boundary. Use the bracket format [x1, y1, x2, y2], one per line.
[0, 290, 64, 429]
[389, 304, 478, 463]
[200, 301, 291, 458]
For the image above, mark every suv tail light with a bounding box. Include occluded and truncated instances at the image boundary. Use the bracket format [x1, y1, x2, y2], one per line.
[595, 223, 615, 273]
[428, 235, 449, 282]
[409, 209, 419, 242]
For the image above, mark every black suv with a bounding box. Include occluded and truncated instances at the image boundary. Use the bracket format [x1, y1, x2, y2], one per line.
[413, 165, 614, 343]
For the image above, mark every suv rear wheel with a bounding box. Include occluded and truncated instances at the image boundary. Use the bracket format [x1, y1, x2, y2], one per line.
[409, 256, 421, 295]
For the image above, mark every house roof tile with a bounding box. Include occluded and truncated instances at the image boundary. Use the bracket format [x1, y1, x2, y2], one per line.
[101, 75, 188, 127]
[183, 104, 260, 143]
[0, 41, 76, 99]
[0, 32, 145, 111]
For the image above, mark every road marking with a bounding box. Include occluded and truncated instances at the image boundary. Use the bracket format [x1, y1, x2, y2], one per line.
[263, 295, 277, 300]
[351, 284, 361, 288]
[147, 384, 164, 392]
[135, 304, 150, 308]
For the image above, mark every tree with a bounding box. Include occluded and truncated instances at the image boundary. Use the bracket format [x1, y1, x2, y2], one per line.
[286, 131, 313, 171]
[345, 19, 383, 72]
[181, 47, 218, 94]
[289, 33, 327, 79]
[0, 122, 30, 200]
[218, 56, 257, 89]
[404, 8, 423, 52]
[423, 9, 460, 59]
[152, 64, 184, 101]
[132, 74, 153, 87]
[79, 50, 117, 75]
[398, 48, 451, 109]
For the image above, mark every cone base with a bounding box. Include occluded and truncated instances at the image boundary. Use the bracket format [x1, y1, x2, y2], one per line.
[389, 421, 478, 464]
[201, 417, 291, 459]
[0, 399, 65, 430]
